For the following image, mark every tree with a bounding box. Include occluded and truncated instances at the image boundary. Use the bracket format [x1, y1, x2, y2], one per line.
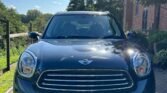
[0, 0, 26, 34]
[67, 0, 86, 11]
[23, 9, 42, 23]
[67, 0, 124, 24]
[0, 0, 7, 19]
[0, 0, 7, 34]
[20, 14, 28, 23]
[0, 0, 51, 34]
[31, 13, 52, 32]
[95, 0, 124, 24]
[20, 9, 53, 32]
[7, 8, 22, 33]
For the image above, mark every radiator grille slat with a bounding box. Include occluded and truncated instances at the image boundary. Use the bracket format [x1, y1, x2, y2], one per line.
[37, 69, 133, 92]
[44, 78, 127, 82]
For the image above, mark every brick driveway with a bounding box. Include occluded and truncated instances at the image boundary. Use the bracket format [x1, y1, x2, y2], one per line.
[155, 68, 167, 93]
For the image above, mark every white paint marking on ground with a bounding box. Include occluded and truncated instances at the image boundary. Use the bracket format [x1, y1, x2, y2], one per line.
[6, 87, 13, 93]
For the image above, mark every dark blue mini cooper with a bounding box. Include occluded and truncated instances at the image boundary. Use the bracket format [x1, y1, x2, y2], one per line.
[14, 11, 155, 93]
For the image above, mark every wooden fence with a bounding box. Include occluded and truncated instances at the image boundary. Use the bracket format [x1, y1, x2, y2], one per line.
[0, 32, 28, 75]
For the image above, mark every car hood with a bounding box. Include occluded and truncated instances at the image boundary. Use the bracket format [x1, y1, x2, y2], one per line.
[27, 39, 142, 70]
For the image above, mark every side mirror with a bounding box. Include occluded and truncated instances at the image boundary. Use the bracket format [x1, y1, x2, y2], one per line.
[126, 31, 137, 40]
[28, 32, 40, 41]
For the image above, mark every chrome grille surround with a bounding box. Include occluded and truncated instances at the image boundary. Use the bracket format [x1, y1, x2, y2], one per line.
[36, 69, 134, 92]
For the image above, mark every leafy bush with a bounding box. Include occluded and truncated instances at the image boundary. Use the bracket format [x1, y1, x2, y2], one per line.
[148, 31, 167, 44]
[135, 32, 149, 48]
[147, 31, 167, 53]
[154, 50, 167, 69]
[128, 31, 149, 48]
[156, 39, 167, 52]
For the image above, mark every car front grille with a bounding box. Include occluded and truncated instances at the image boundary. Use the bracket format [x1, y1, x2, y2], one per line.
[37, 69, 134, 92]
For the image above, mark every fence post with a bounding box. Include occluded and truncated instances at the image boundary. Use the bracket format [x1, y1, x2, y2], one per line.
[29, 22, 32, 32]
[6, 20, 10, 71]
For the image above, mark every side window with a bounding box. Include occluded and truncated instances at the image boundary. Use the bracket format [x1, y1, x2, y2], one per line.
[111, 19, 121, 36]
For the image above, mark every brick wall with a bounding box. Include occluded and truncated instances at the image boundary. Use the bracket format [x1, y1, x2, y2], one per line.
[132, 5, 155, 31]
[159, 4, 167, 31]
[124, 0, 167, 31]
[132, 4, 144, 31]
[147, 6, 155, 30]
[123, 0, 134, 31]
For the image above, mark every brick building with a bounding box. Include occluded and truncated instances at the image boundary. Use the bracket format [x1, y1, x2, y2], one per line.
[123, 0, 167, 31]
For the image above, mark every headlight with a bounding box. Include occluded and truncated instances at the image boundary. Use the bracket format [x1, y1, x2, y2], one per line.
[18, 51, 37, 78]
[132, 52, 151, 77]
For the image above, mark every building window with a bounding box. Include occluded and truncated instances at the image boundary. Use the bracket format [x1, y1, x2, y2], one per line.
[142, 8, 148, 31]
[136, 0, 140, 16]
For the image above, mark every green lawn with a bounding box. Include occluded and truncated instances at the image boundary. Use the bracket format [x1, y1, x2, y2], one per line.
[0, 48, 23, 93]
[0, 55, 19, 70]
[0, 47, 24, 70]
[0, 64, 16, 93]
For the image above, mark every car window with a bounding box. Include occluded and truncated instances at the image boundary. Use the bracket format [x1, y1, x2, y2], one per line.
[43, 15, 123, 39]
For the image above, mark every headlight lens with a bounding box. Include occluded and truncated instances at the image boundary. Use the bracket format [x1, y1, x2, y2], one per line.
[133, 52, 151, 77]
[18, 51, 37, 78]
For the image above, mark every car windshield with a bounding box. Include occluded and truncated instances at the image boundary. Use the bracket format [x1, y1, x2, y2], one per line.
[43, 14, 124, 39]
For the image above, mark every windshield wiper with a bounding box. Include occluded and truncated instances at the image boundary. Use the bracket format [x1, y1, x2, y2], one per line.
[102, 35, 121, 39]
[52, 36, 97, 39]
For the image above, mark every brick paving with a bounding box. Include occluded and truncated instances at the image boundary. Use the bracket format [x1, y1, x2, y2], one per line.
[155, 68, 167, 93]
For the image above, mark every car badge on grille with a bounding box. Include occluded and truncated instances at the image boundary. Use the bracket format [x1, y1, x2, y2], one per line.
[78, 59, 93, 65]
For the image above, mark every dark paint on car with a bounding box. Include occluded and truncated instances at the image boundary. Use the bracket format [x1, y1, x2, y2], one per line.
[14, 11, 155, 93]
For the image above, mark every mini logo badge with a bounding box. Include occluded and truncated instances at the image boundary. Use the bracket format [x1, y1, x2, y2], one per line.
[78, 59, 93, 65]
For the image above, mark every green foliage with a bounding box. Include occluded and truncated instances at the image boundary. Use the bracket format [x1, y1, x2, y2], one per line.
[21, 9, 42, 23]
[7, 9, 27, 33]
[67, 0, 86, 11]
[32, 14, 52, 32]
[0, 1, 52, 34]
[0, 46, 24, 70]
[0, 0, 27, 34]
[156, 39, 167, 52]
[96, 0, 124, 24]
[0, 64, 16, 93]
[136, 32, 149, 48]
[154, 50, 167, 69]
[148, 31, 167, 44]
[20, 9, 52, 32]
[0, 1, 6, 19]
[0, 26, 3, 34]
[0, 37, 26, 70]
[129, 31, 149, 48]
[67, 0, 124, 24]
[147, 31, 167, 53]
[140, 0, 167, 6]
[0, 55, 19, 70]
[0, 0, 5, 10]
[27, 9, 42, 21]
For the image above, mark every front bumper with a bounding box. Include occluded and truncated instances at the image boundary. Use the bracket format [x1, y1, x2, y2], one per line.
[14, 73, 155, 93]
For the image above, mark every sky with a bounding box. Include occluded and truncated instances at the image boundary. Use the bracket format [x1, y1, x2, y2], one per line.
[1, 0, 70, 14]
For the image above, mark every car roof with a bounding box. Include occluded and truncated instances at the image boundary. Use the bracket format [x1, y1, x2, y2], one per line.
[55, 11, 110, 16]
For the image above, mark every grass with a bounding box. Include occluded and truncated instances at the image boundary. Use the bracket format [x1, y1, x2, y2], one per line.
[0, 64, 16, 93]
[0, 55, 19, 70]
[0, 47, 24, 92]
[0, 47, 24, 70]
